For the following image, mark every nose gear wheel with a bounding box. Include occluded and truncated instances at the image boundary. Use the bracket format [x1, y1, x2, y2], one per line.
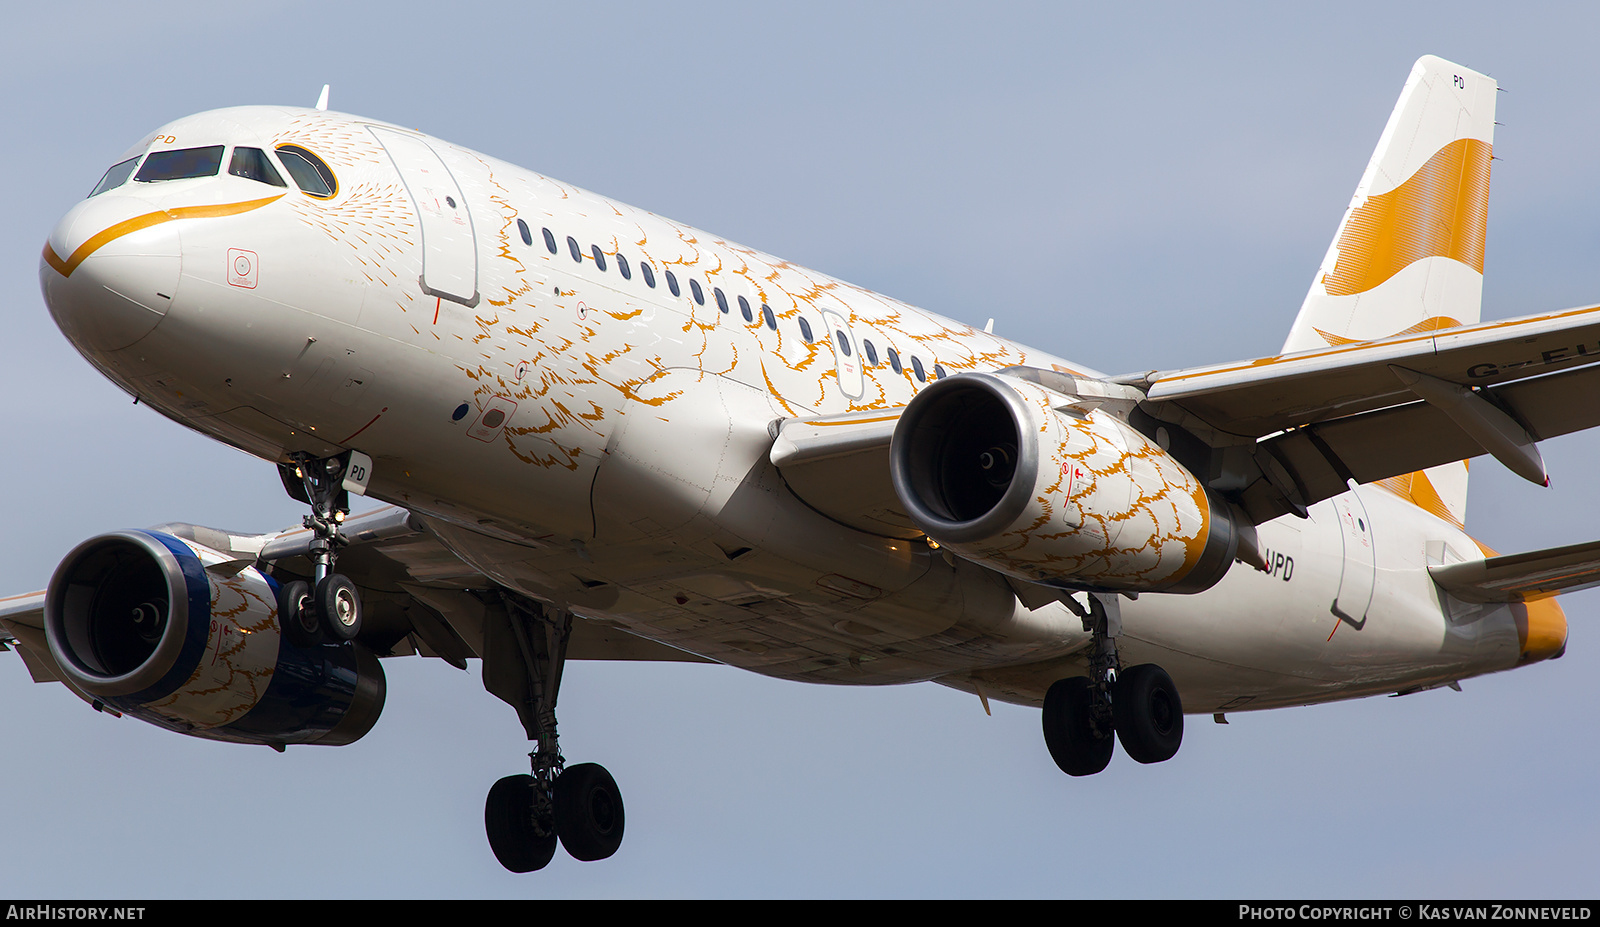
[274, 452, 364, 644]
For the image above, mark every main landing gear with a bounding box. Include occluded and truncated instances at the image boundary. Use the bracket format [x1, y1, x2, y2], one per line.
[483, 593, 624, 872]
[1042, 593, 1183, 776]
[275, 451, 364, 646]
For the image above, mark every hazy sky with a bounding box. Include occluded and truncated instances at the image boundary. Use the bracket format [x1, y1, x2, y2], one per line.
[3, 1, 1598, 898]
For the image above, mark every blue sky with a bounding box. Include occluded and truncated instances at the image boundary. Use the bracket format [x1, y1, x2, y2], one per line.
[2, 1, 1597, 898]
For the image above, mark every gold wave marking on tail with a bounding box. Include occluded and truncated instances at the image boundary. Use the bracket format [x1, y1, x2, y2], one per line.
[1322, 138, 1491, 297]
[1312, 315, 1463, 347]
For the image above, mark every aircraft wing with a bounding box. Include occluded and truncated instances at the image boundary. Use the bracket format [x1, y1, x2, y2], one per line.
[1133, 302, 1600, 522]
[0, 506, 710, 691]
[769, 409, 918, 539]
[769, 303, 1600, 532]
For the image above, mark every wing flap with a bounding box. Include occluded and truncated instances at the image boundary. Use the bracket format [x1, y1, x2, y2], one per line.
[1241, 362, 1600, 521]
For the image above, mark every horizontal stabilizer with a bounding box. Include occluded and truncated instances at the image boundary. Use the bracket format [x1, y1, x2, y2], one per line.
[1429, 538, 1600, 603]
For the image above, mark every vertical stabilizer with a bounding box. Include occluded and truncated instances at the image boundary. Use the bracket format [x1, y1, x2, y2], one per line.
[1283, 56, 1496, 528]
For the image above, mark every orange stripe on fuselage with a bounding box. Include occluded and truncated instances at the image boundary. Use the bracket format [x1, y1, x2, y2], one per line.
[42, 195, 285, 278]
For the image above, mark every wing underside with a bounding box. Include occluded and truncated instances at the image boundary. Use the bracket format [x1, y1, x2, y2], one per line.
[0, 506, 711, 693]
[1133, 302, 1600, 523]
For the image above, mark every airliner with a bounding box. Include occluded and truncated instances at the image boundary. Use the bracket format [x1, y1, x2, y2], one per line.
[4, 56, 1595, 872]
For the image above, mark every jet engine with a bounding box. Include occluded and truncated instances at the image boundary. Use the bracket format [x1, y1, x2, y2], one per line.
[44, 530, 385, 747]
[889, 372, 1239, 594]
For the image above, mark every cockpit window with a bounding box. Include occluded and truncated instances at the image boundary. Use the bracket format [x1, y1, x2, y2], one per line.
[135, 146, 225, 183]
[228, 147, 287, 187]
[275, 144, 337, 198]
[89, 156, 141, 197]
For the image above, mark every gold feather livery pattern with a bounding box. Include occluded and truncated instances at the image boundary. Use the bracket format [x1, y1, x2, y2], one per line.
[962, 380, 1212, 591]
[144, 565, 282, 730]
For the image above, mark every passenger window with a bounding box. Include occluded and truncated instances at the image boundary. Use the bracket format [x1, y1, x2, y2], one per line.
[567, 236, 583, 262]
[888, 348, 902, 374]
[136, 146, 226, 183]
[934, 364, 948, 380]
[641, 263, 656, 288]
[714, 287, 729, 313]
[591, 245, 607, 271]
[761, 304, 776, 330]
[799, 318, 814, 343]
[617, 253, 631, 280]
[863, 340, 878, 366]
[835, 331, 853, 357]
[517, 219, 533, 247]
[89, 157, 141, 197]
[274, 145, 337, 197]
[666, 270, 680, 297]
[228, 148, 286, 187]
[738, 295, 753, 323]
[689, 279, 705, 306]
[543, 228, 558, 254]
[911, 357, 926, 382]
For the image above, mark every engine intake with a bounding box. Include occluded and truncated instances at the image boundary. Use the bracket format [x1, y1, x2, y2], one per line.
[45, 530, 384, 747]
[890, 373, 1238, 594]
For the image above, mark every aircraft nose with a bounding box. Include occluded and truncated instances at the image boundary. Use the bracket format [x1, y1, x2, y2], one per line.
[40, 195, 181, 353]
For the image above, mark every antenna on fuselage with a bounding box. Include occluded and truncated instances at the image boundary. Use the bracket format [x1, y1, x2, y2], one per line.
[315, 84, 330, 111]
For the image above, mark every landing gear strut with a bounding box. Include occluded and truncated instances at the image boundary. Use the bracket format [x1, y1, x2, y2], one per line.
[275, 451, 364, 645]
[1042, 593, 1183, 775]
[483, 593, 624, 872]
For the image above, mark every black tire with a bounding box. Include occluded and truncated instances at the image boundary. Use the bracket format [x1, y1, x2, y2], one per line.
[277, 579, 321, 648]
[1112, 663, 1184, 764]
[485, 774, 557, 873]
[315, 574, 362, 641]
[553, 763, 625, 862]
[1042, 676, 1114, 776]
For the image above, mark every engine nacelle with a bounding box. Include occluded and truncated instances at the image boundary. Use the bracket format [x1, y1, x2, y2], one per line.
[44, 530, 385, 747]
[889, 372, 1238, 594]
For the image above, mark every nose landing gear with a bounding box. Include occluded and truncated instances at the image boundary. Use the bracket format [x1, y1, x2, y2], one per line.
[275, 451, 366, 644]
[1042, 593, 1183, 775]
[483, 593, 624, 872]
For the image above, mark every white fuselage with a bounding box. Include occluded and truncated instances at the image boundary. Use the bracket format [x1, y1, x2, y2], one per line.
[41, 106, 1559, 714]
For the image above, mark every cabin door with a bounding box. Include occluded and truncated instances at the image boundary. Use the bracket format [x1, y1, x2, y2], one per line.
[368, 126, 479, 307]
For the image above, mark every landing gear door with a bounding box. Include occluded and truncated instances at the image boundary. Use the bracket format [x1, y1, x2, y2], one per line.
[368, 126, 479, 308]
[819, 308, 864, 401]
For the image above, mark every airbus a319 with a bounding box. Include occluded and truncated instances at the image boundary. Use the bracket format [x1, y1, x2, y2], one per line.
[5, 56, 1592, 871]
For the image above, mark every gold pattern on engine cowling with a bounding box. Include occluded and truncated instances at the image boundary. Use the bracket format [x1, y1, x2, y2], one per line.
[945, 379, 1215, 592]
[143, 561, 281, 730]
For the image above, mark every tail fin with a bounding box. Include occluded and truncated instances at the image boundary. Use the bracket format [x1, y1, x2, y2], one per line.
[1283, 56, 1497, 528]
